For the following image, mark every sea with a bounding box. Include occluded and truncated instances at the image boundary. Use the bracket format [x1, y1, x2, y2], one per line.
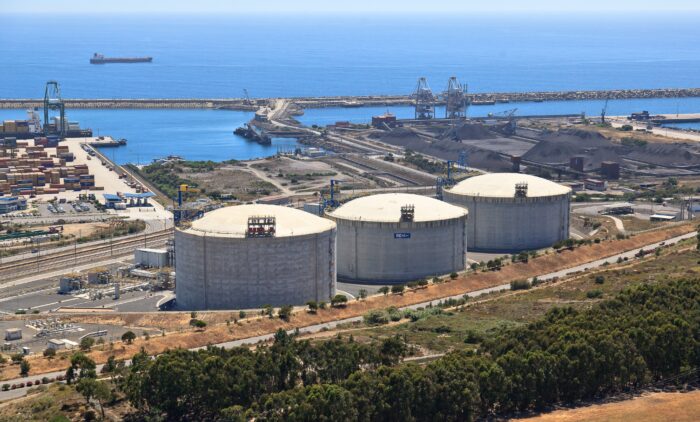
[2, 12, 700, 163]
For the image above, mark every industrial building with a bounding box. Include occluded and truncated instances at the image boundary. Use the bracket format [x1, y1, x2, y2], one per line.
[134, 248, 169, 268]
[0, 196, 27, 214]
[175, 204, 337, 310]
[327, 193, 467, 283]
[444, 173, 571, 252]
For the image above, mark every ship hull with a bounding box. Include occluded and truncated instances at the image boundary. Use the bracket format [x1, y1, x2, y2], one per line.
[90, 57, 152, 64]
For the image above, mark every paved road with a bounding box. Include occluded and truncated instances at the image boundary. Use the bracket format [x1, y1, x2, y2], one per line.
[0, 230, 694, 401]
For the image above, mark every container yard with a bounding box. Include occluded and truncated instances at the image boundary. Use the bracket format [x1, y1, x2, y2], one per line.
[0, 136, 99, 202]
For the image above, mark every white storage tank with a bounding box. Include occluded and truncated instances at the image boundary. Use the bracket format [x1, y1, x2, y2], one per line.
[327, 193, 467, 283]
[175, 204, 337, 310]
[444, 173, 571, 252]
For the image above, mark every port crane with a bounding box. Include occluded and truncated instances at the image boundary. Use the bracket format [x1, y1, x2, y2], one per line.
[601, 97, 610, 124]
[243, 89, 252, 106]
[444, 76, 467, 119]
[413, 77, 435, 120]
[43, 81, 66, 137]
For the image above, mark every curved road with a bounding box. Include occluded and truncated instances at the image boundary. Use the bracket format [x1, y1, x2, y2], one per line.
[0, 230, 695, 401]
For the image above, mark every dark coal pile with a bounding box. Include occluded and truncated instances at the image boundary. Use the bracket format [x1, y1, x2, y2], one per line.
[625, 143, 700, 167]
[441, 123, 497, 141]
[522, 129, 620, 170]
[374, 128, 512, 172]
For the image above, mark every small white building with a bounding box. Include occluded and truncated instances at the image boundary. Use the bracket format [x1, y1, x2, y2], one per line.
[135, 248, 169, 268]
[4, 328, 21, 341]
[46, 339, 65, 350]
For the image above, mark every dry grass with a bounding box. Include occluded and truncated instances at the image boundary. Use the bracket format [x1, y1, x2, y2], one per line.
[518, 390, 700, 422]
[2, 223, 692, 380]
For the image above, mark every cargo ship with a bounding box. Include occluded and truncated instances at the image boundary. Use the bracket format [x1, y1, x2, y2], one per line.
[90, 53, 153, 64]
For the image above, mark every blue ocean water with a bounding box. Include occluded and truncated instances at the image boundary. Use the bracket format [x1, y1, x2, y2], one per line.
[2, 13, 700, 98]
[0, 109, 301, 164]
[2, 13, 700, 162]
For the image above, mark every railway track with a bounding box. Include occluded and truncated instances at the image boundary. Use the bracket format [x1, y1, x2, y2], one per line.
[0, 230, 172, 281]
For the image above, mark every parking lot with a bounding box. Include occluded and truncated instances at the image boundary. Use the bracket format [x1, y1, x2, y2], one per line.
[36, 200, 99, 218]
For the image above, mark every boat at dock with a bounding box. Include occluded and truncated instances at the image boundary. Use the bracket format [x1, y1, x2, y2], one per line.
[234, 123, 272, 146]
[90, 53, 152, 64]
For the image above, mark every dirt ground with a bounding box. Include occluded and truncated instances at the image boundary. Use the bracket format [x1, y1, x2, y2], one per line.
[251, 156, 363, 193]
[518, 390, 700, 422]
[2, 222, 691, 381]
[181, 166, 279, 201]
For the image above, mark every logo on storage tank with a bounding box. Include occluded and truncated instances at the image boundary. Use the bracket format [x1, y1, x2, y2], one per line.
[394, 233, 411, 239]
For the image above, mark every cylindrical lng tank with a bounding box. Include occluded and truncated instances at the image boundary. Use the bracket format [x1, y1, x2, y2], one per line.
[327, 193, 467, 283]
[175, 204, 336, 310]
[443, 173, 571, 252]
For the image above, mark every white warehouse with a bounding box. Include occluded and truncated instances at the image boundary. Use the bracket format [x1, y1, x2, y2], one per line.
[175, 204, 337, 310]
[444, 173, 571, 252]
[327, 193, 467, 283]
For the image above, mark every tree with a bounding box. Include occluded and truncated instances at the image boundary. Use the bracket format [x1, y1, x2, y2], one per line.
[378, 286, 390, 295]
[239, 310, 246, 319]
[450, 272, 459, 279]
[391, 285, 405, 294]
[358, 289, 368, 300]
[417, 279, 428, 288]
[80, 336, 95, 351]
[92, 380, 112, 419]
[379, 336, 408, 365]
[331, 294, 348, 308]
[102, 355, 117, 375]
[76, 378, 112, 419]
[263, 305, 274, 318]
[278, 305, 293, 321]
[43, 348, 56, 359]
[306, 300, 318, 313]
[66, 352, 96, 384]
[121, 331, 136, 344]
[19, 359, 30, 377]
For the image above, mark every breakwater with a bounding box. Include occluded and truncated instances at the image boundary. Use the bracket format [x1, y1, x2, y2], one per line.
[2, 88, 700, 110]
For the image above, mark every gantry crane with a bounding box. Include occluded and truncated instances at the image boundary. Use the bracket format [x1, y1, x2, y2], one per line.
[43, 81, 66, 137]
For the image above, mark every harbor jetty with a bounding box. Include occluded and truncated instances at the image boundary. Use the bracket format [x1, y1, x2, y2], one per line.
[2, 87, 700, 111]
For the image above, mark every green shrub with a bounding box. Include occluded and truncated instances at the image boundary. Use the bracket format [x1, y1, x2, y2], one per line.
[391, 285, 405, 294]
[510, 279, 531, 291]
[363, 310, 389, 325]
[587, 289, 604, 299]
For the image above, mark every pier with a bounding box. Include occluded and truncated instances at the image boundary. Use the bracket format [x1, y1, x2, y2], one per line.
[2, 87, 700, 111]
